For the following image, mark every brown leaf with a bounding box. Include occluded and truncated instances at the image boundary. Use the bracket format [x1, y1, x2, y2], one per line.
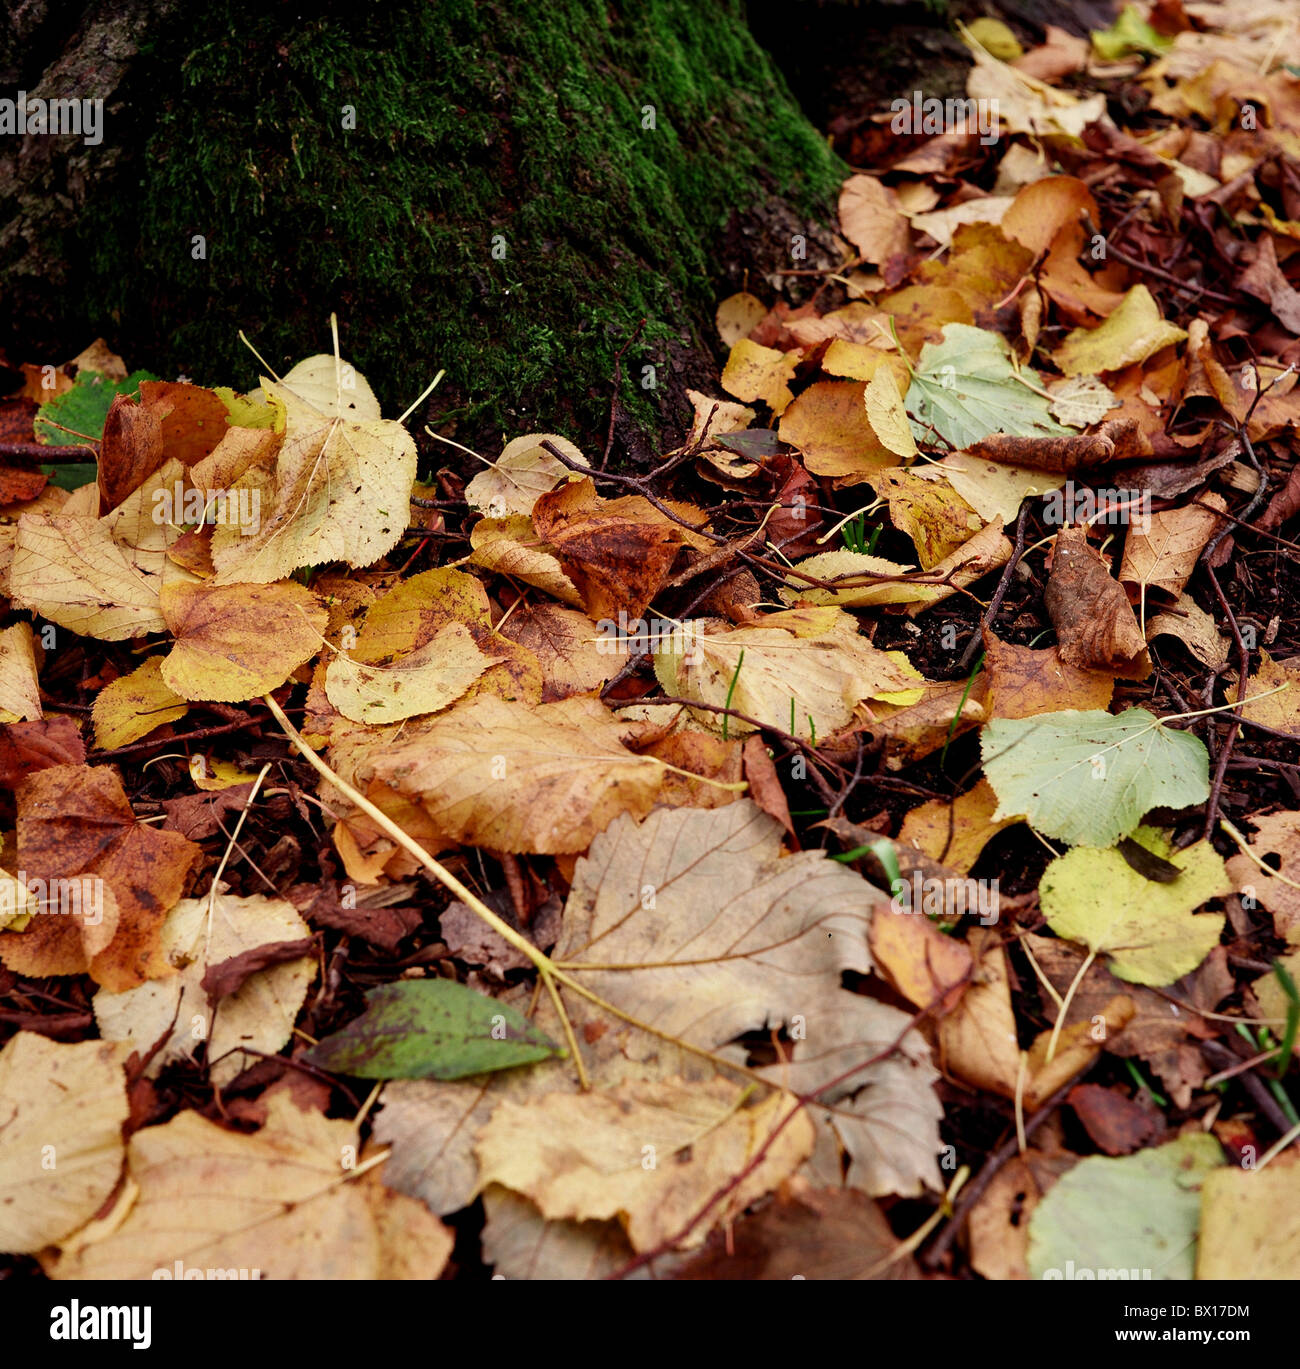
[1045, 526, 1149, 674]
[160, 782, 257, 840]
[0, 764, 200, 988]
[532, 478, 710, 621]
[1067, 1083, 1164, 1155]
[97, 392, 166, 513]
[965, 417, 1150, 473]
[869, 898, 972, 1013]
[0, 467, 47, 503]
[1119, 493, 1227, 601]
[200, 937, 315, 1000]
[0, 717, 86, 787]
[675, 1181, 921, 1280]
[742, 735, 794, 837]
[1238, 233, 1300, 334]
[983, 628, 1115, 718]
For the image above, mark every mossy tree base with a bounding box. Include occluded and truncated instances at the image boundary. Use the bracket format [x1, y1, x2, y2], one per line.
[1, 0, 844, 457]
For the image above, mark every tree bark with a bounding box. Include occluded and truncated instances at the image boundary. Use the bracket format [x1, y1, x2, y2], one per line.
[1, 0, 843, 458]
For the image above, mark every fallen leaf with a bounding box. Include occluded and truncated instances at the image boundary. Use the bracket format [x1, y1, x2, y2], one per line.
[721, 339, 800, 415]
[983, 630, 1115, 719]
[464, 433, 588, 518]
[1054, 285, 1189, 376]
[1045, 526, 1149, 675]
[1039, 827, 1229, 984]
[1119, 494, 1227, 601]
[1197, 1163, 1300, 1278]
[898, 778, 1017, 874]
[0, 622, 42, 723]
[475, 1076, 813, 1252]
[0, 1034, 132, 1254]
[905, 324, 1068, 450]
[1027, 1133, 1222, 1280]
[364, 694, 664, 854]
[159, 579, 327, 703]
[94, 889, 316, 1086]
[838, 176, 911, 265]
[91, 656, 189, 749]
[209, 354, 418, 583]
[982, 708, 1211, 847]
[325, 621, 499, 723]
[307, 979, 560, 1079]
[45, 1093, 451, 1279]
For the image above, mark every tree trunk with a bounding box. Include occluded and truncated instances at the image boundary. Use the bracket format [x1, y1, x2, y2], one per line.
[0, 0, 844, 459]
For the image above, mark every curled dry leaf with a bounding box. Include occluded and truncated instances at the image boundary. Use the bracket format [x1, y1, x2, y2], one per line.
[532, 478, 711, 622]
[1045, 526, 1149, 675]
[964, 417, 1149, 473]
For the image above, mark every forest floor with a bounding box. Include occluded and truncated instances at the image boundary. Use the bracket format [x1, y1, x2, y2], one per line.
[2, 0, 1300, 1283]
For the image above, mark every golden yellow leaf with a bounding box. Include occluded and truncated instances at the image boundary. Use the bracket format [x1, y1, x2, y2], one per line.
[92, 656, 189, 749]
[160, 579, 327, 702]
[325, 621, 500, 724]
[1054, 285, 1189, 376]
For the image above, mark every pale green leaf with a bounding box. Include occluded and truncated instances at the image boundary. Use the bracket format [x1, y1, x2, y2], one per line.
[982, 708, 1210, 847]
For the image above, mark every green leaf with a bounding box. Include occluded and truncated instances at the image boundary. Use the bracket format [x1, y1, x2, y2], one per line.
[33, 370, 157, 446]
[306, 979, 561, 1080]
[1028, 1134, 1223, 1280]
[38, 462, 98, 492]
[904, 324, 1068, 450]
[982, 708, 1210, 848]
[1039, 827, 1228, 985]
[1091, 4, 1172, 61]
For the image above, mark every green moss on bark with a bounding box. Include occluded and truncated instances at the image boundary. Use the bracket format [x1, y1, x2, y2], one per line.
[77, 0, 842, 450]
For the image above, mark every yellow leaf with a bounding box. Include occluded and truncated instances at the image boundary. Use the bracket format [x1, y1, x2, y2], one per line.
[325, 621, 500, 724]
[92, 656, 188, 749]
[863, 364, 919, 459]
[210, 354, 417, 583]
[1054, 285, 1189, 376]
[721, 339, 800, 415]
[0, 621, 42, 722]
[160, 579, 327, 702]
[0, 1035, 132, 1254]
[464, 433, 588, 518]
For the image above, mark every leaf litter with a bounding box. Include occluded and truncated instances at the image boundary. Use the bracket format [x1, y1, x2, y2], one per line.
[3, 0, 1300, 1285]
